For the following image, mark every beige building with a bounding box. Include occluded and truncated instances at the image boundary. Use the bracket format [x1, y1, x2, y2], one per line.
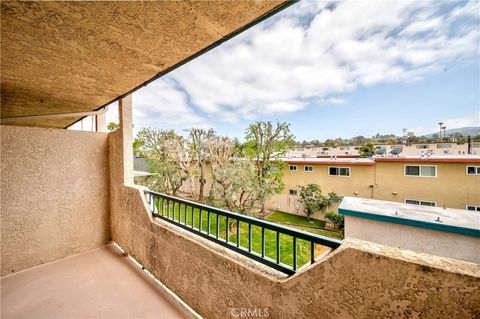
[268, 155, 480, 216]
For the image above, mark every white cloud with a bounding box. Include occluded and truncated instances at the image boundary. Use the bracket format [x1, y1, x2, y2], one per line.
[133, 79, 206, 131]
[444, 111, 480, 129]
[134, 0, 479, 127]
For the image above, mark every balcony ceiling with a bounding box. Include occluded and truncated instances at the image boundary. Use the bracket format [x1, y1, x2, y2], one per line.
[1, 1, 290, 128]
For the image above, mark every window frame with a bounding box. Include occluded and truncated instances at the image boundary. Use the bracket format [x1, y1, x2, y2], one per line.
[289, 189, 298, 196]
[415, 144, 429, 149]
[328, 166, 351, 177]
[404, 165, 437, 178]
[405, 199, 437, 207]
[466, 166, 480, 175]
[289, 165, 297, 172]
[466, 205, 480, 211]
[304, 165, 314, 172]
[436, 144, 451, 149]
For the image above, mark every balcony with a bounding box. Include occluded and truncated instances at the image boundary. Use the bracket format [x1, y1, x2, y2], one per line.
[2, 124, 480, 318]
[1, 245, 194, 319]
[1, 2, 479, 318]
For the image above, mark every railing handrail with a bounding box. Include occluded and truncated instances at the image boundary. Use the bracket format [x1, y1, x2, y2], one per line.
[144, 190, 342, 247]
[143, 189, 343, 275]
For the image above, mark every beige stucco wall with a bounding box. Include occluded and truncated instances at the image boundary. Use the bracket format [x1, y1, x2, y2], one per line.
[373, 161, 480, 209]
[281, 163, 376, 198]
[109, 132, 480, 319]
[1, 125, 111, 276]
[270, 163, 375, 216]
[275, 161, 480, 215]
[345, 215, 480, 264]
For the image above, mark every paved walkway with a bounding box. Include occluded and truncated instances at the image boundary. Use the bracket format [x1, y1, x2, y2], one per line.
[1, 245, 195, 319]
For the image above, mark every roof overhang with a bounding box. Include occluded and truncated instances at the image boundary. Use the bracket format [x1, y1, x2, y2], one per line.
[1, 1, 293, 128]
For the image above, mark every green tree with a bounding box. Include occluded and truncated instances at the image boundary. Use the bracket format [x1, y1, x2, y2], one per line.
[359, 143, 375, 158]
[298, 184, 342, 220]
[136, 128, 188, 196]
[325, 212, 344, 230]
[213, 160, 261, 214]
[244, 121, 295, 216]
[107, 122, 120, 132]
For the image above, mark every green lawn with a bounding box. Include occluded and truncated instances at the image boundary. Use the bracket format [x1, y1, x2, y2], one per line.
[153, 198, 340, 269]
[266, 211, 326, 228]
[266, 211, 343, 239]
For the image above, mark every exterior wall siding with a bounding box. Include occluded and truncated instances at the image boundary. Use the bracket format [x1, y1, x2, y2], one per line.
[275, 161, 480, 215]
[0, 125, 111, 276]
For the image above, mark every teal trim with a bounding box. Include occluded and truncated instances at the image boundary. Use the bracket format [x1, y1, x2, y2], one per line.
[339, 208, 480, 238]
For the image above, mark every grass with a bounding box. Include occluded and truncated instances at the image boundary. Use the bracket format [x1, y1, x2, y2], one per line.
[153, 198, 340, 269]
[266, 211, 343, 239]
[266, 211, 326, 228]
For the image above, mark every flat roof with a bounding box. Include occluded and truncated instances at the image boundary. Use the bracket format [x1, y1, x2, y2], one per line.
[281, 157, 375, 166]
[339, 197, 480, 237]
[281, 155, 480, 164]
[375, 155, 480, 163]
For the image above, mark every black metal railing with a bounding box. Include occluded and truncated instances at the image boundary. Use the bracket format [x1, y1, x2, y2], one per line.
[144, 190, 342, 275]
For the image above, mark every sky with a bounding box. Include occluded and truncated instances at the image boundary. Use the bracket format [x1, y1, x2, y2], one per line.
[112, 0, 480, 141]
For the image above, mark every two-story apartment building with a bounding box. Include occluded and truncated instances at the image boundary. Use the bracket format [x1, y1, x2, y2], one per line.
[268, 156, 480, 217]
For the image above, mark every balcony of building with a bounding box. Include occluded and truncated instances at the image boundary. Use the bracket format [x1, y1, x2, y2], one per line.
[1, 2, 479, 319]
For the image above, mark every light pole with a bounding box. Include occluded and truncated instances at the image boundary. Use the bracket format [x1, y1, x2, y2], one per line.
[438, 122, 443, 141]
[442, 126, 447, 139]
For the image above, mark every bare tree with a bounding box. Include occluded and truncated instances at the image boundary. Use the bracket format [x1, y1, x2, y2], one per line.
[207, 135, 236, 199]
[171, 135, 196, 197]
[188, 128, 215, 202]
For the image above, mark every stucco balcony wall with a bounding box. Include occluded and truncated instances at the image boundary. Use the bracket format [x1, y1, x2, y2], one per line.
[109, 130, 480, 319]
[0, 125, 111, 276]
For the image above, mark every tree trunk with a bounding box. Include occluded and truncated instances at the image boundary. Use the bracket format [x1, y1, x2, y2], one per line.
[260, 200, 266, 218]
[189, 175, 196, 198]
[199, 163, 205, 202]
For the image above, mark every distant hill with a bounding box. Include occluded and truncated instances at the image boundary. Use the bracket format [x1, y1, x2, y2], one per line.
[422, 126, 480, 138]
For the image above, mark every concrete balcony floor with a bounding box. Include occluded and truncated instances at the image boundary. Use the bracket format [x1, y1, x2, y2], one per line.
[1, 245, 195, 319]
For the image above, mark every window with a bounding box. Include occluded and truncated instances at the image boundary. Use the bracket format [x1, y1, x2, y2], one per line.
[405, 199, 436, 207]
[437, 144, 451, 149]
[466, 166, 480, 175]
[289, 165, 297, 171]
[405, 165, 436, 177]
[416, 144, 429, 149]
[329, 167, 351, 176]
[466, 205, 480, 212]
[322, 147, 329, 151]
[289, 190, 298, 196]
[304, 165, 314, 172]
[340, 146, 349, 150]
